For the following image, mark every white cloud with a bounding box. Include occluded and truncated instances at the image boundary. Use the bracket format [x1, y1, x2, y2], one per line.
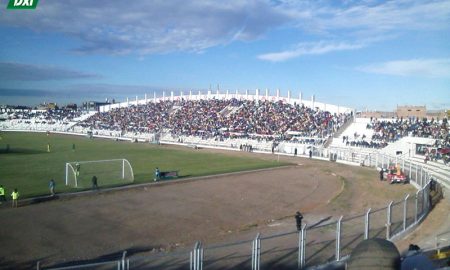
[0, 0, 292, 55]
[258, 0, 450, 62]
[1, 0, 449, 57]
[358, 58, 450, 78]
[282, 0, 450, 35]
[258, 41, 365, 62]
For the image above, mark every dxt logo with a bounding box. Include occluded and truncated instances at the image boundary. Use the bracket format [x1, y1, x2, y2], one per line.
[7, 0, 39, 9]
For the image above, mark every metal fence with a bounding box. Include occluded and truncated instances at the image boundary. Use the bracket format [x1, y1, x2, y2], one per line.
[38, 150, 438, 270]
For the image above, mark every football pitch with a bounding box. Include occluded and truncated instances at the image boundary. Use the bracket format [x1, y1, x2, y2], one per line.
[0, 132, 289, 198]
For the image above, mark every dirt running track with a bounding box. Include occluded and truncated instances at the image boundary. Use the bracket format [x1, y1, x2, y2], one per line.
[0, 152, 416, 269]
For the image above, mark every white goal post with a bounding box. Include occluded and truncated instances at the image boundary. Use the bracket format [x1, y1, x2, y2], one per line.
[65, 158, 134, 188]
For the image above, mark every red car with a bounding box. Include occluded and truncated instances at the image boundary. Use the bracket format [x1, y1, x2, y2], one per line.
[384, 165, 409, 184]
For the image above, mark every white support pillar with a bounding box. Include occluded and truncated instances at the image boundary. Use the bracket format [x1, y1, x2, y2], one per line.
[287, 90, 291, 102]
[311, 95, 315, 108]
[245, 89, 249, 99]
[276, 88, 280, 99]
[170, 91, 174, 101]
[299, 92, 302, 103]
[226, 89, 229, 99]
[162, 91, 166, 101]
[126, 97, 129, 106]
[135, 95, 138, 105]
[153, 91, 156, 102]
[144, 93, 147, 104]
[265, 88, 269, 99]
[198, 90, 201, 100]
[255, 88, 260, 100]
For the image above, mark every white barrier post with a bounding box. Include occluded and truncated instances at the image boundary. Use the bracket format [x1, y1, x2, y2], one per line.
[190, 241, 203, 270]
[386, 201, 393, 239]
[415, 165, 418, 186]
[409, 161, 412, 179]
[336, 216, 343, 261]
[299, 224, 307, 269]
[121, 251, 127, 270]
[415, 190, 420, 223]
[252, 233, 261, 270]
[403, 194, 410, 231]
[420, 167, 423, 186]
[365, 208, 371, 240]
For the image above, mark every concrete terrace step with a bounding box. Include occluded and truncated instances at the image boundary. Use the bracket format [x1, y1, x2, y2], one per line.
[407, 156, 450, 189]
[409, 157, 450, 176]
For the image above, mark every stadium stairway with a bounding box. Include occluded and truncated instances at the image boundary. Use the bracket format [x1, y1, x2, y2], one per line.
[329, 118, 374, 148]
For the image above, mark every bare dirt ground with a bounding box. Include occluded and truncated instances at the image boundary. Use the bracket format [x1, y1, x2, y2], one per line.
[0, 149, 419, 269]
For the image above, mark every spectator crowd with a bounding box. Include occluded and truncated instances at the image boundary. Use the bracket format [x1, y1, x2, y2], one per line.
[3, 109, 84, 126]
[368, 118, 449, 147]
[78, 98, 351, 144]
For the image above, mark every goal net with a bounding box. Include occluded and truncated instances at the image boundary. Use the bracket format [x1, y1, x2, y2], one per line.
[65, 159, 134, 188]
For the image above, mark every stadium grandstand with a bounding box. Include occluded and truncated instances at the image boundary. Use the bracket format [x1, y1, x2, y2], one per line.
[1, 90, 448, 167]
[1, 90, 450, 269]
[2, 90, 448, 192]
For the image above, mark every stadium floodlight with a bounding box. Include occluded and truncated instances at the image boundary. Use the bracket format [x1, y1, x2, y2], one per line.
[65, 159, 134, 188]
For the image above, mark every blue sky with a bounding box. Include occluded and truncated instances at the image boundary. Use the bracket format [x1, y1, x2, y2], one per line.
[0, 0, 449, 111]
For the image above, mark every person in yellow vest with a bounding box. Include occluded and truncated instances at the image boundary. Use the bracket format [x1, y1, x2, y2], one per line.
[0, 185, 6, 204]
[11, 188, 19, 208]
[47, 143, 51, 153]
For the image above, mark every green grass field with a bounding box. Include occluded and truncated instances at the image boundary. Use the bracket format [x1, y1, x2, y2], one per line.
[0, 132, 290, 198]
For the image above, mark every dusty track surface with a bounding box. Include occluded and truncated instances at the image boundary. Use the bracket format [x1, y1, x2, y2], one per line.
[0, 150, 417, 269]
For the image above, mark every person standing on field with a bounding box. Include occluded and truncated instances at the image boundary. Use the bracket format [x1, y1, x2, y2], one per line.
[92, 175, 98, 190]
[0, 185, 6, 204]
[154, 167, 160, 181]
[76, 162, 81, 176]
[11, 188, 19, 208]
[49, 179, 56, 196]
[295, 211, 303, 231]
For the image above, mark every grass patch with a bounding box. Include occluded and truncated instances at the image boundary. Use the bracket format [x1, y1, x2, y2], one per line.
[0, 132, 291, 198]
[328, 176, 352, 211]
